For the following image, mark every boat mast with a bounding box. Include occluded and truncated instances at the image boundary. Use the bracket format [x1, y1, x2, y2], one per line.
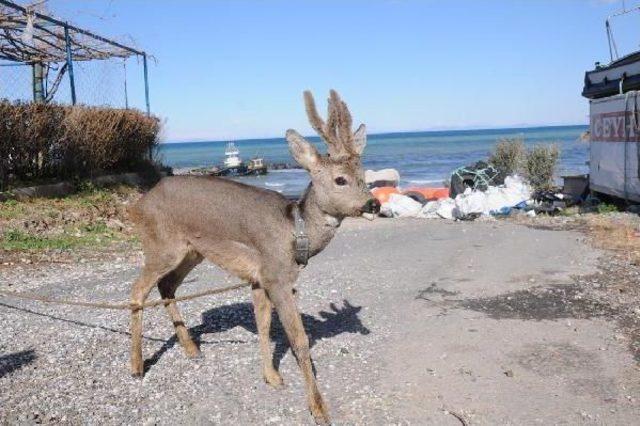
[606, 3, 640, 62]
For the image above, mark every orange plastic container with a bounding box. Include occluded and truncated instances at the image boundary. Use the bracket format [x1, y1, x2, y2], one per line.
[371, 186, 400, 204]
[403, 187, 450, 200]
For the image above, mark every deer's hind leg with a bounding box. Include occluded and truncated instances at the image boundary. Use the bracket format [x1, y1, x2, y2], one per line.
[157, 249, 203, 358]
[130, 247, 191, 377]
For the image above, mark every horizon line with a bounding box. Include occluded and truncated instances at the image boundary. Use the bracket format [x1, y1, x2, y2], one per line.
[162, 123, 588, 145]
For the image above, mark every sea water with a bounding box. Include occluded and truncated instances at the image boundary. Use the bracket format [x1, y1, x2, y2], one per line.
[158, 125, 588, 197]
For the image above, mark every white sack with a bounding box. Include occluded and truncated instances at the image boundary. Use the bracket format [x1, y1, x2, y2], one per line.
[414, 198, 457, 220]
[380, 193, 422, 218]
[454, 189, 485, 217]
[417, 201, 441, 219]
[436, 198, 456, 220]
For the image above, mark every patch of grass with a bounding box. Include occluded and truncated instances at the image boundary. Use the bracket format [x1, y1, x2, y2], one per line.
[597, 203, 619, 214]
[558, 206, 580, 217]
[0, 184, 140, 255]
[4, 184, 136, 217]
[1, 223, 118, 251]
[2, 229, 77, 251]
[0, 199, 26, 219]
[580, 215, 640, 264]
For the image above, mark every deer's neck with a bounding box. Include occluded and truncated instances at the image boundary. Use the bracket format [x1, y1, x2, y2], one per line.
[298, 184, 343, 257]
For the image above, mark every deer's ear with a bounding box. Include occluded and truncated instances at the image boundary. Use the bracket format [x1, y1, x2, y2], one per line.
[352, 124, 367, 156]
[286, 129, 320, 170]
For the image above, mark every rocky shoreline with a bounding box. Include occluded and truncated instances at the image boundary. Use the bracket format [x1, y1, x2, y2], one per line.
[173, 162, 302, 176]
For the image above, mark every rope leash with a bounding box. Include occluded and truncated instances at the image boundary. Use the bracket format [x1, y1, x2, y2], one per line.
[0, 282, 252, 311]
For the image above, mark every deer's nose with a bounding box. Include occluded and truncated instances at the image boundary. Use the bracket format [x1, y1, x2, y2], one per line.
[361, 198, 381, 214]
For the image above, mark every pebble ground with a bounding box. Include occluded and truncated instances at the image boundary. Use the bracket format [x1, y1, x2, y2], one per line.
[1, 218, 639, 424]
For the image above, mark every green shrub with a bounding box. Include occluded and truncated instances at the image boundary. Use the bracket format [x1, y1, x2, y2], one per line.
[489, 137, 526, 179]
[597, 203, 619, 214]
[524, 144, 560, 190]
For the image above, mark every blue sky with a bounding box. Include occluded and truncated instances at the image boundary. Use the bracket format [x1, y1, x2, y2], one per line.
[42, 0, 639, 141]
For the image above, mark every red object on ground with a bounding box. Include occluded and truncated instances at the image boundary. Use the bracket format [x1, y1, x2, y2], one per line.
[371, 186, 400, 204]
[403, 187, 450, 200]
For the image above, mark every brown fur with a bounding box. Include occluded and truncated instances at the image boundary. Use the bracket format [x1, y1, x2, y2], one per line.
[128, 91, 377, 425]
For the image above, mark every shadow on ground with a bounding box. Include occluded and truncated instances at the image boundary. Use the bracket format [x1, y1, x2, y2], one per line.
[145, 300, 370, 373]
[0, 349, 36, 378]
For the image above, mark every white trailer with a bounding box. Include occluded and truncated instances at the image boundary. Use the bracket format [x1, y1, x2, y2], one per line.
[589, 92, 640, 202]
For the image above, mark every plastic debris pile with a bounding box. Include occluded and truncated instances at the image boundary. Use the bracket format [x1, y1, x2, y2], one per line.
[379, 175, 534, 220]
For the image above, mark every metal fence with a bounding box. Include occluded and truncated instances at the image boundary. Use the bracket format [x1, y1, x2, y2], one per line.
[0, 0, 150, 112]
[0, 56, 149, 110]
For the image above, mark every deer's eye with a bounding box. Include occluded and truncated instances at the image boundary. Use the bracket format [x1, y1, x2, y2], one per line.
[334, 177, 347, 186]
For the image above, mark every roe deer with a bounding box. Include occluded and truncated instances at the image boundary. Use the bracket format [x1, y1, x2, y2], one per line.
[128, 90, 380, 424]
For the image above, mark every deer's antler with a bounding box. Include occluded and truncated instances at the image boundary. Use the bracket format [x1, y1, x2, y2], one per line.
[304, 90, 359, 158]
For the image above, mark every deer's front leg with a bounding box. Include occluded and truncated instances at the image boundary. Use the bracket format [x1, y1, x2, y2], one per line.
[251, 284, 284, 388]
[267, 282, 330, 425]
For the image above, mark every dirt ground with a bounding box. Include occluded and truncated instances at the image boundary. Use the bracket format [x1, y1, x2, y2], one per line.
[1, 217, 639, 424]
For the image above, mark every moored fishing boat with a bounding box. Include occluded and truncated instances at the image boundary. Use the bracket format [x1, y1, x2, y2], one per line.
[247, 157, 267, 175]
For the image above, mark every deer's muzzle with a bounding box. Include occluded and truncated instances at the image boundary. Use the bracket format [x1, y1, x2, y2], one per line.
[361, 198, 381, 214]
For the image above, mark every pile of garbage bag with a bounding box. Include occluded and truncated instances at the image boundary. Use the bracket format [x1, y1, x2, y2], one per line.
[380, 175, 533, 220]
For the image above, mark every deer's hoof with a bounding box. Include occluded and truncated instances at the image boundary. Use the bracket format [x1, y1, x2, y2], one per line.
[310, 395, 331, 425]
[264, 370, 284, 389]
[131, 372, 144, 380]
[187, 350, 204, 361]
[311, 410, 331, 426]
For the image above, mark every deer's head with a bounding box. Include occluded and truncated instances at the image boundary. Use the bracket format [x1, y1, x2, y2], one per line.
[286, 90, 380, 218]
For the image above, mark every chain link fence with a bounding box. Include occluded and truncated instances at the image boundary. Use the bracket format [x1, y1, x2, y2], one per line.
[0, 56, 148, 110]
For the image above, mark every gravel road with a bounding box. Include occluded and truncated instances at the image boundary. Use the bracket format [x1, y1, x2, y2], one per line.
[1, 218, 639, 424]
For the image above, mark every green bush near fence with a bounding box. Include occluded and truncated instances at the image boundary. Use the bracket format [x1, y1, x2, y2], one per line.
[0, 101, 161, 190]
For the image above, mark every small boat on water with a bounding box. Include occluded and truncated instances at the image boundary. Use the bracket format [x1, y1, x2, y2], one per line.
[247, 157, 266, 174]
[224, 142, 242, 168]
[214, 142, 267, 177]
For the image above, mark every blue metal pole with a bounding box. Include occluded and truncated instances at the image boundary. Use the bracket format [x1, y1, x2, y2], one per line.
[64, 24, 76, 105]
[143, 53, 150, 115]
[142, 53, 153, 160]
[32, 62, 45, 102]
